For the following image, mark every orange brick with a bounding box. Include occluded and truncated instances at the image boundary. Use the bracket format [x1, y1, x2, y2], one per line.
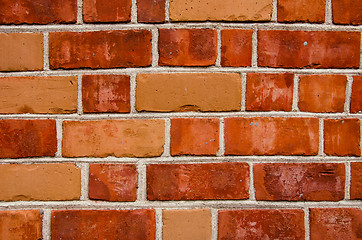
[0, 33, 43, 71]
[225, 117, 319, 155]
[351, 162, 362, 200]
[169, 0, 273, 21]
[0, 119, 56, 158]
[310, 208, 362, 240]
[332, 0, 362, 25]
[89, 164, 138, 201]
[82, 75, 130, 113]
[0, 163, 80, 201]
[324, 119, 360, 156]
[62, 119, 165, 157]
[52, 209, 155, 240]
[158, 29, 217, 66]
[0, 76, 77, 114]
[171, 118, 219, 156]
[278, 0, 325, 23]
[136, 73, 241, 112]
[0, 210, 42, 240]
[0, 0, 77, 24]
[138, 0, 165, 23]
[219, 209, 305, 240]
[147, 163, 249, 200]
[163, 209, 211, 240]
[258, 30, 361, 68]
[298, 75, 347, 113]
[49, 30, 152, 69]
[221, 29, 253, 67]
[83, 0, 131, 23]
[246, 73, 294, 111]
[351, 76, 362, 113]
[254, 163, 345, 201]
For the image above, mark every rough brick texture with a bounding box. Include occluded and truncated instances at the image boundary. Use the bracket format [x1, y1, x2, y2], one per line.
[171, 118, 219, 156]
[246, 73, 294, 111]
[278, 0, 325, 23]
[298, 75, 347, 113]
[324, 118, 361, 156]
[51, 209, 155, 240]
[218, 209, 305, 239]
[0, 76, 77, 114]
[332, 0, 362, 25]
[62, 119, 165, 157]
[351, 162, 362, 200]
[225, 117, 319, 155]
[254, 163, 345, 201]
[351, 76, 362, 113]
[0, 33, 43, 71]
[89, 164, 138, 201]
[136, 73, 241, 112]
[258, 30, 361, 68]
[0, 163, 81, 201]
[221, 29, 253, 67]
[0, 0, 77, 24]
[83, 0, 131, 23]
[49, 30, 152, 69]
[147, 163, 249, 200]
[138, 0, 165, 23]
[82, 75, 130, 113]
[310, 208, 362, 240]
[0, 210, 42, 240]
[158, 29, 217, 66]
[0, 119, 56, 158]
[163, 209, 211, 240]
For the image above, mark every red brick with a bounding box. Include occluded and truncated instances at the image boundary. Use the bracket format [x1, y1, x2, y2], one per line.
[218, 209, 305, 240]
[298, 75, 347, 113]
[83, 0, 131, 23]
[158, 29, 217, 66]
[89, 164, 138, 201]
[310, 208, 362, 240]
[147, 163, 249, 200]
[324, 119, 360, 156]
[258, 30, 361, 68]
[138, 0, 165, 23]
[277, 0, 325, 23]
[246, 73, 294, 111]
[51, 209, 155, 240]
[0, 0, 76, 24]
[221, 29, 253, 67]
[225, 117, 319, 156]
[62, 119, 164, 157]
[0, 210, 42, 240]
[332, 0, 362, 25]
[254, 163, 345, 201]
[0, 119, 56, 158]
[171, 118, 219, 156]
[351, 76, 362, 113]
[49, 30, 152, 69]
[351, 162, 362, 200]
[82, 75, 130, 113]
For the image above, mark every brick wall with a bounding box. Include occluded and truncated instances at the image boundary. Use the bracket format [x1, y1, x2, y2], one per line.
[0, 0, 361, 239]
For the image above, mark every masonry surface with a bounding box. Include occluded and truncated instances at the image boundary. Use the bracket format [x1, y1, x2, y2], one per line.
[0, 0, 361, 239]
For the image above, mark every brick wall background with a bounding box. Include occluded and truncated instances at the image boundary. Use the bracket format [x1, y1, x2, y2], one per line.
[0, 0, 361, 239]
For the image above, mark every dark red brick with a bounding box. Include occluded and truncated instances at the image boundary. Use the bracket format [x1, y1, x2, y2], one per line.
[82, 75, 130, 113]
[218, 209, 305, 240]
[258, 30, 361, 68]
[351, 162, 362, 200]
[351, 76, 362, 113]
[278, 0, 325, 23]
[332, 0, 362, 25]
[83, 0, 131, 23]
[147, 163, 249, 200]
[158, 29, 217, 66]
[49, 30, 152, 69]
[254, 163, 345, 201]
[0, 119, 56, 158]
[138, 0, 165, 23]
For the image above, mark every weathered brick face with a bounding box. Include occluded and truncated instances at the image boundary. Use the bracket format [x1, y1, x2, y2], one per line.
[0, 0, 361, 239]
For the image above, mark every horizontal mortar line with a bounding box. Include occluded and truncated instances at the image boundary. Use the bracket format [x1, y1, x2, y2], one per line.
[0, 67, 362, 77]
[0, 156, 361, 164]
[0, 200, 361, 210]
[0, 22, 361, 32]
[0, 112, 362, 119]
